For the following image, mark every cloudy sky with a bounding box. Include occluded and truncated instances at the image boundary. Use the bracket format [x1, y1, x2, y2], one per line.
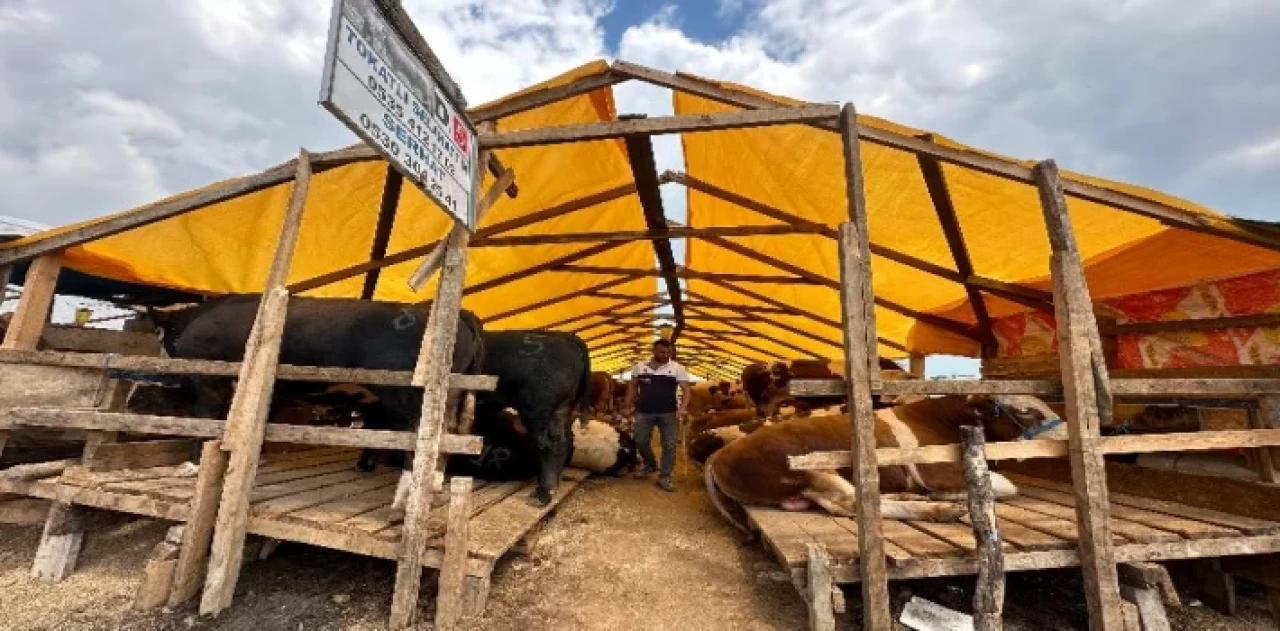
[2, 0, 1278, 373]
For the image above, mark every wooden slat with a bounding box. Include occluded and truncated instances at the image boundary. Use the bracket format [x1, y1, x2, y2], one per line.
[435, 476, 473, 630]
[2, 408, 482, 455]
[790, 377, 1280, 398]
[908, 520, 1016, 554]
[829, 516, 915, 566]
[87, 439, 196, 472]
[362, 167, 403, 299]
[966, 512, 1073, 551]
[280, 480, 400, 527]
[466, 470, 588, 562]
[1014, 485, 1237, 540]
[0, 348, 497, 390]
[1001, 497, 1168, 545]
[1009, 475, 1280, 535]
[879, 520, 967, 558]
[479, 105, 839, 149]
[746, 507, 814, 567]
[251, 471, 399, 519]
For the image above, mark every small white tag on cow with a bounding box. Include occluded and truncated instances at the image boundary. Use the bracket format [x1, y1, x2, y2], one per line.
[899, 596, 974, 631]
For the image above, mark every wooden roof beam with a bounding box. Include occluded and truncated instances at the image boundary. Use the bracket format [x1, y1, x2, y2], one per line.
[917, 138, 999, 352]
[621, 115, 685, 343]
[615, 60, 1280, 252]
[685, 305, 823, 359]
[556, 264, 818, 285]
[469, 224, 820, 247]
[483, 276, 635, 324]
[479, 104, 839, 150]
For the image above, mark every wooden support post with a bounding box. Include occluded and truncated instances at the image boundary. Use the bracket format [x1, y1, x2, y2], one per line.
[31, 502, 87, 581]
[200, 150, 313, 615]
[135, 526, 183, 611]
[1256, 397, 1280, 484]
[837, 103, 892, 631]
[1035, 159, 1124, 630]
[806, 543, 836, 631]
[362, 167, 404, 300]
[909, 353, 926, 378]
[1118, 564, 1172, 631]
[435, 476, 474, 630]
[170, 440, 230, 606]
[388, 145, 487, 628]
[1, 254, 60, 350]
[961, 426, 1004, 630]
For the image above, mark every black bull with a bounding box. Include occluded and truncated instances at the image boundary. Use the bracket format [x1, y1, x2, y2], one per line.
[148, 295, 592, 505]
[149, 294, 485, 468]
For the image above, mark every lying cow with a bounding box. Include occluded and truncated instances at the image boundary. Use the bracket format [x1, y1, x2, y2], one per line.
[742, 358, 916, 419]
[687, 404, 845, 469]
[146, 294, 486, 509]
[704, 394, 1068, 530]
[447, 408, 636, 480]
[476, 330, 591, 505]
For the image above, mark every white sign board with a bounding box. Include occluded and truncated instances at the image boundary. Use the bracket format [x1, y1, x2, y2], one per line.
[319, 0, 479, 229]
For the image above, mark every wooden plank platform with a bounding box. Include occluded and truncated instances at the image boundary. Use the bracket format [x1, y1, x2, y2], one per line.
[746, 475, 1280, 584]
[1, 448, 589, 577]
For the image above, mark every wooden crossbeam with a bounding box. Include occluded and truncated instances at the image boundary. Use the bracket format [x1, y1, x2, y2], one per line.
[566, 301, 669, 335]
[479, 104, 839, 150]
[483, 277, 635, 324]
[623, 117, 685, 342]
[555, 264, 817, 285]
[666, 171, 1055, 316]
[538, 293, 660, 331]
[917, 145, 996, 351]
[459, 241, 628, 297]
[469, 224, 819, 247]
[685, 305, 822, 359]
[287, 184, 632, 295]
[615, 60, 1280, 252]
[681, 330, 774, 363]
[1101, 313, 1280, 335]
[468, 69, 624, 123]
[684, 289, 845, 353]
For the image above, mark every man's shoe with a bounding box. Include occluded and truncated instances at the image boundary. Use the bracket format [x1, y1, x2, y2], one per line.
[657, 476, 676, 492]
[633, 465, 653, 479]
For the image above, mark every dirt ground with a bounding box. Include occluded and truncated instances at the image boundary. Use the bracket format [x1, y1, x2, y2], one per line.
[1, 461, 1277, 630]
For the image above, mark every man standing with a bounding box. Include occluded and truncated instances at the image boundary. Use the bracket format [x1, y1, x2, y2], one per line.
[623, 339, 692, 491]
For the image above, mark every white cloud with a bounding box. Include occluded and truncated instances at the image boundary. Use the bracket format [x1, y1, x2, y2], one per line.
[615, 0, 1280, 221]
[1207, 136, 1280, 172]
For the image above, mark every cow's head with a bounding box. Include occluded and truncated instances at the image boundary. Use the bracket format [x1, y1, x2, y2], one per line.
[962, 394, 1067, 443]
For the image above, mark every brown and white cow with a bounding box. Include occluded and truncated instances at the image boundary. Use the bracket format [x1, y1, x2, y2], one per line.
[742, 358, 919, 419]
[684, 379, 749, 418]
[703, 394, 1068, 529]
[587, 371, 615, 417]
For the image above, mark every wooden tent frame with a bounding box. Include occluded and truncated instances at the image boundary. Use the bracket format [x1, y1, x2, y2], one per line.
[4, 57, 1280, 630]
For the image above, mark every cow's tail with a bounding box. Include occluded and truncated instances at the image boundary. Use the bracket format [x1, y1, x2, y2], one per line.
[703, 452, 753, 538]
[576, 334, 591, 429]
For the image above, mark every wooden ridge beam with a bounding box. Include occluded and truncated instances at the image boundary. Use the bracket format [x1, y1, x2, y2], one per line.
[0, 144, 380, 267]
[469, 224, 820, 247]
[917, 144, 996, 351]
[1102, 313, 1280, 335]
[616, 60, 1280, 252]
[479, 104, 839, 150]
[622, 116, 685, 342]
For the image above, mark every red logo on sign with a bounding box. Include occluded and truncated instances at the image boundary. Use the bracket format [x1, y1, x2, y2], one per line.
[451, 117, 469, 152]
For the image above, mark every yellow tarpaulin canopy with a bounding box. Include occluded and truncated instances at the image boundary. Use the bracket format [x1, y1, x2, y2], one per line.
[5, 60, 1280, 377]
